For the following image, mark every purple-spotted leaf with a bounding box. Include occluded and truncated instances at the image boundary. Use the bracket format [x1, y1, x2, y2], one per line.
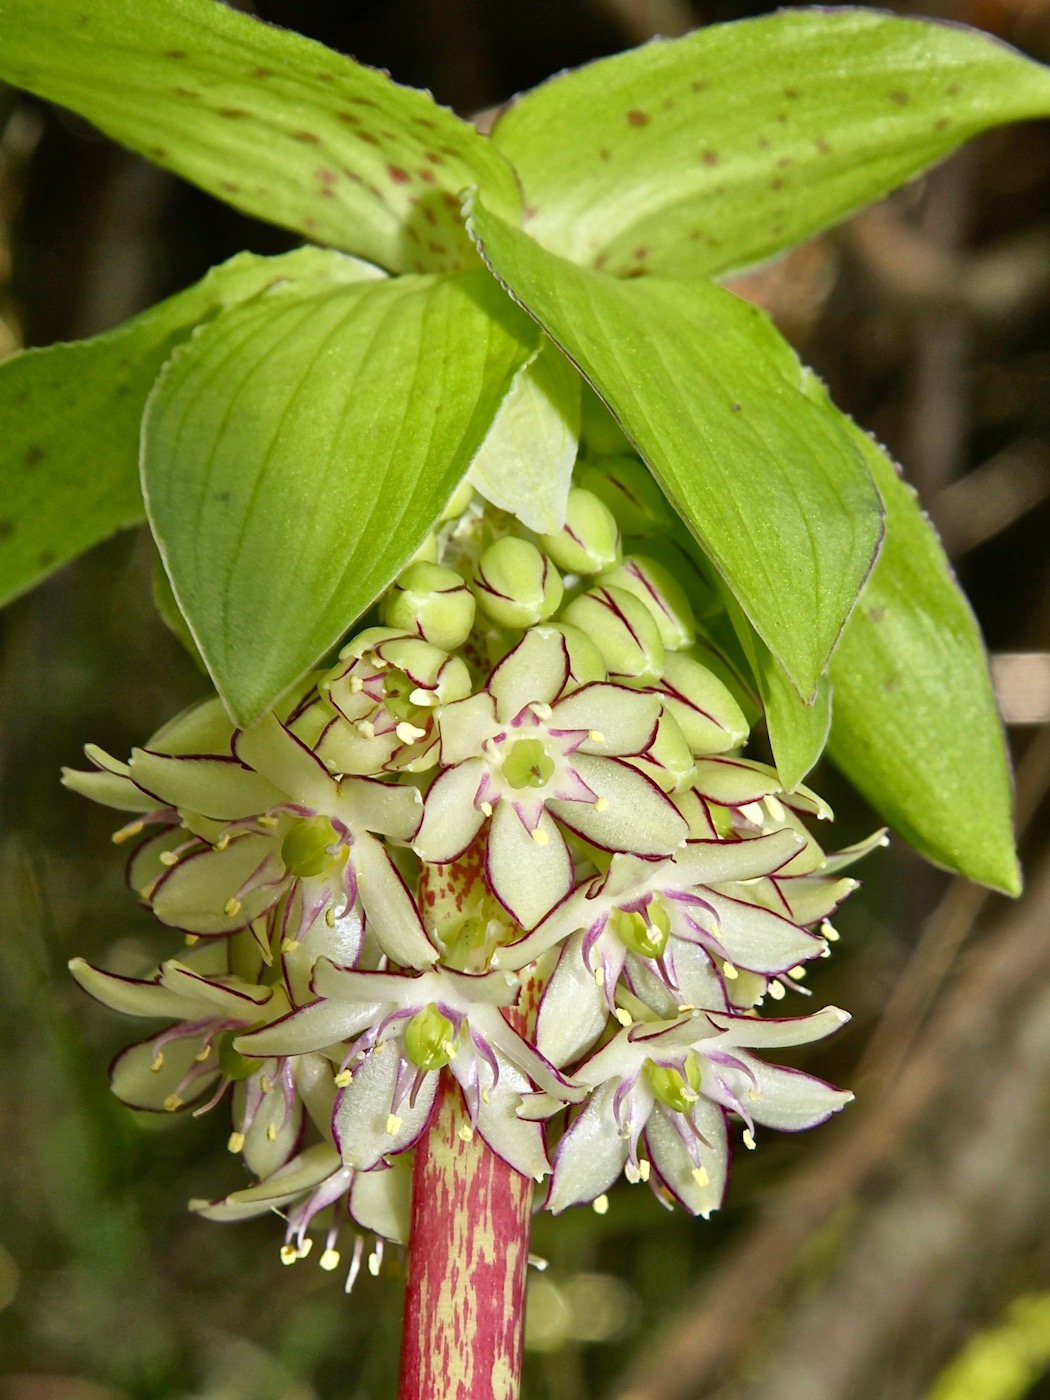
[0, 247, 378, 609]
[0, 0, 520, 272]
[467, 200, 883, 699]
[828, 426, 1020, 895]
[491, 9, 1050, 280]
[143, 270, 538, 724]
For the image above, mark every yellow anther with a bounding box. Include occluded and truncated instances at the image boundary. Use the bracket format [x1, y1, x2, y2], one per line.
[614, 1008, 633, 1027]
[395, 721, 427, 744]
[325, 908, 336, 928]
[227, 1131, 246, 1153]
[279, 1244, 298, 1266]
[348, 676, 364, 694]
[677, 1004, 696, 1014]
[159, 851, 179, 867]
[184, 933, 199, 945]
[692, 1165, 709, 1188]
[593, 797, 609, 813]
[367, 1251, 382, 1277]
[441, 1040, 458, 1059]
[281, 937, 300, 954]
[257, 814, 279, 828]
[457, 1124, 475, 1142]
[593, 1194, 610, 1215]
[223, 897, 242, 918]
[821, 920, 840, 942]
[150, 1051, 164, 1073]
[768, 980, 786, 1001]
[722, 961, 739, 980]
[266, 1122, 277, 1142]
[747, 1088, 763, 1102]
[357, 719, 376, 739]
[334, 1069, 353, 1088]
[787, 965, 807, 981]
[163, 1093, 182, 1113]
[588, 730, 605, 744]
[481, 1086, 491, 1105]
[213, 833, 231, 852]
[531, 827, 549, 845]
[682, 1087, 699, 1103]
[763, 795, 786, 823]
[594, 966, 605, 987]
[480, 801, 494, 817]
[742, 1128, 756, 1150]
[639, 1159, 651, 1183]
[195, 1045, 212, 1063]
[259, 1075, 273, 1094]
[386, 1113, 402, 1135]
[374, 1039, 386, 1054]
[319, 1248, 341, 1272]
[111, 819, 144, 845]
[625, 1162, 641, 1184]
[296, 1236, 313, 1258]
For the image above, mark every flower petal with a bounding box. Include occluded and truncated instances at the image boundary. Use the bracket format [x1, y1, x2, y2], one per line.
[68, 958, 206, 1021]
[338, 776, 422, 841]
[413, 759, 487, 862]
[333, 1046, 439, 1171]
[354, 834, 436, 968]
[488, 627, 569, 722]
[551, 683, 660, 756]
[129, 750, 286, 821]
[690, 891, 823, 974]
[238, 1066, 304, 1178]
[645, 1097, 728, 1217]
[236, 997, 378, 1058]
[672, 829, 803, 886]
[487, 801, 572, 931]
[550, 756, 686, 855]
[158, 961, 277, 1018]
[535, 931, 611, 1069]
[705, 1051, 853, 1132]
[150, 834, 281, 935]
[438, 692, 499, 766]
[110, 1031, 218, 1112]
[706, 1004, 850, 1051]
[457, 1052, 550, 1181]
[546, 1081, 630, 1212]
[234, 711, 337, 809]
[350, 1153, 413, 1244]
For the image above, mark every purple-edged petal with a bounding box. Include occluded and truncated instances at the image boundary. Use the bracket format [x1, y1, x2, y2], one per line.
[128, 749, 285, 821]
[234, 711, 337, 810]
[656, 942, 727, 1013]
[413, 759, 487, 862]
[550, 756, 686, 855]
[535, 931, 610, 1069]
[238, 1066, 304, 1178]
[148, 695, 235, 756]
[546, 1081, 630, 1212]
[550, 684, 660, 756]
[333, 1046, 439, 1171]
[455, 1053, 550, 1181]
[69, 958, 206, 1021]
[703, 1051, 853, 1132]
[158, 962, 278, 1017]
[150, 834, 282, 934]
[110, 1031, 218, 1112]
[236, 996, 378, 1058]
[487, 801, 572, 931]
[283, 903, 365, 1007]
[438, 693, 499, 766]
[62, 758, 158, 812]
[692, 891, 824, 974]
[191, 1142, 342, 1221]
[488, 627, 569, 722]
[339, 776, 422, 841]
[821, 828, 890, 873]
[672, 830, 803, 886]
[707, 1004, 850, 1051]
[645, 1097, 728, 1217]
[354, 835, 437, 968]
[350, 1153, 413, 1244]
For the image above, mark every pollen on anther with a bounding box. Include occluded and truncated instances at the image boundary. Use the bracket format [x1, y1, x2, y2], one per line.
[787, 965, 807, 981]
[531, 827, 549, 845]
[159, 851, 179, 867]
[281, 937, 300, 953]
[742, 1128, 756, 1150]
[150, 1051, 164, 1073]
[333, 1068, 353, 1087]
[594, 965, 605, 987]
[163, 1093, 183, 1112]
[227, 1130, 246, 1153]
[768, 980, 786, 1000]
[296, 1236, 313, 1258]
[639, 1159, 651, 1182]
[593, 1194, 610, 1215]
[593, 797, 609, 813]
[213, 833, 231, 851]
[320, 1247, 341, 1271]
[111, 819, 144, 845]
[480, 800, 494, 817]
[457, 1124, 474, 1142]
[367, 1250, 382, 1277]
[821, 920, 840, 942]
[692, 1165, 709, 1187]
[184, 933, 199, 945]
[588, 730, 605, 743]
[530, 702, 553, 720]
[257, 814, 279, 828]
[349, 676, 364, 694]
[326, 908, 337, 928]
[195, 1045, 212, 1062]
[722, 961, 739, 980]
[481, 1086, 491, 1104]
[614, 1008, 633, 1027]
[396, 720, 427, 744]
[223, 897, 242, 917]
[266, 1122, 277, 1141]
[386, 1113, 402, 1135]
[357, 719, 376, 739]
[280, 1244, 298, 1265]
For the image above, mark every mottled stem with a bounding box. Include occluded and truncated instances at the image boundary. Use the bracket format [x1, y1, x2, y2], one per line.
[399, 1074, 533, 1400]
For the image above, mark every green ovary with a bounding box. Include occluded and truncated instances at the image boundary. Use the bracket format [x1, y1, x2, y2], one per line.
[281, 815, 341, 878]
[609, 901, 671, 959]
[644, 1055, 701, 1113]
[500, 738, 555, 790]
[404, 1003, 457, 1071]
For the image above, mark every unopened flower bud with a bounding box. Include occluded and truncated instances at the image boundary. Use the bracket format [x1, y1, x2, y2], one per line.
[474, 538, 564, 628]
[578, 456, 674, 538]
[543, 623, 607, 686]
[539, 488, 620, 575]
[404, 1003, 457, 1072]
[658, 653, 750, 755]
[601, 555, 695, 650]
[561, 585, 664, 681]
[440, 475, 476, 523]
[383, 562, 475, 650]
[630, 707, 695, 792]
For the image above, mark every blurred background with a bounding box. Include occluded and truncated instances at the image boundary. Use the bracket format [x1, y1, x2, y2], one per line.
[2, 1, 1050, 1397]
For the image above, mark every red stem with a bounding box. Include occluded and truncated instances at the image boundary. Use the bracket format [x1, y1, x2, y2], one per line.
[398, 1072, 533, 1400]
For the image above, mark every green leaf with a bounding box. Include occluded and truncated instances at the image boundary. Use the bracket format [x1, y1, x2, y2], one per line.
[828, 428, 1019, 895]
[725, 594, 831, 792]
[0, 246, 376, 609]
[143, 270, 538, 725]
[492, 9, 1050, 280]
[467, 199, 883, 699]
[467, 339, 581, 534]
[0, 0, 520, 272]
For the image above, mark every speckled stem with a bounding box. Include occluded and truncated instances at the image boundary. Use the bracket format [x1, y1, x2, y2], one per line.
[398, 1073, 533, 1400]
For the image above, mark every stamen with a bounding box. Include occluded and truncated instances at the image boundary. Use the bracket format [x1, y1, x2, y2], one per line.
[159, 851, 179, 867]
[692, 1165, 709, 1187]
[593, 1194, 609, 1215]
[821, 920, 840, 942]
[368, 1241, 384, 1276]
[395, 721, 427, 744]
[325, 908, 336, 928]
[386, 1113, 402, 1135]
[334, 1069, 353, 1088]
[195, 1045, 212, 1062]
[531, 827, 549, 845]
[742, 1128, 756, 1150]
[594, 966, 605, 987]
[593, 797, 609, 813]
[320, 1247, 341, 1271]
[281, 937, 300, 953]
[184, 933, 199, 945]
[150, 1051, 164, 1073]
[213, 833, 231, 852]
[227, 1131, 246, 1153]
[223, 897, 242, 917]
[530, 702, 553, 720]
[163, 1093, 182, 1112]
[296, 1236, 313, 1259]
[614, 1008, 633, 1027]
[480, 801, 494, 817]
[257, 814, 279, 828]
[280, 1244, 299, 1265]
[111, 819, 144, 845]
[722, 961, 739, 980]
[457, 1124, 475, 1142]
[768, 980, 786, 1001]
[588, 730, 605, 744]
[639, 1160, 651, 1183]
[349, 676, 364, 694]
[356, 720, 376, 739]
[266, 1122, 277, 1141]
[763, 795, 786, 823]
[787, 965, 807, 980]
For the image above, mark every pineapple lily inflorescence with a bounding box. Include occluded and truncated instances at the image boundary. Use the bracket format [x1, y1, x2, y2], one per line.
[65, 422, 879, 1288]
